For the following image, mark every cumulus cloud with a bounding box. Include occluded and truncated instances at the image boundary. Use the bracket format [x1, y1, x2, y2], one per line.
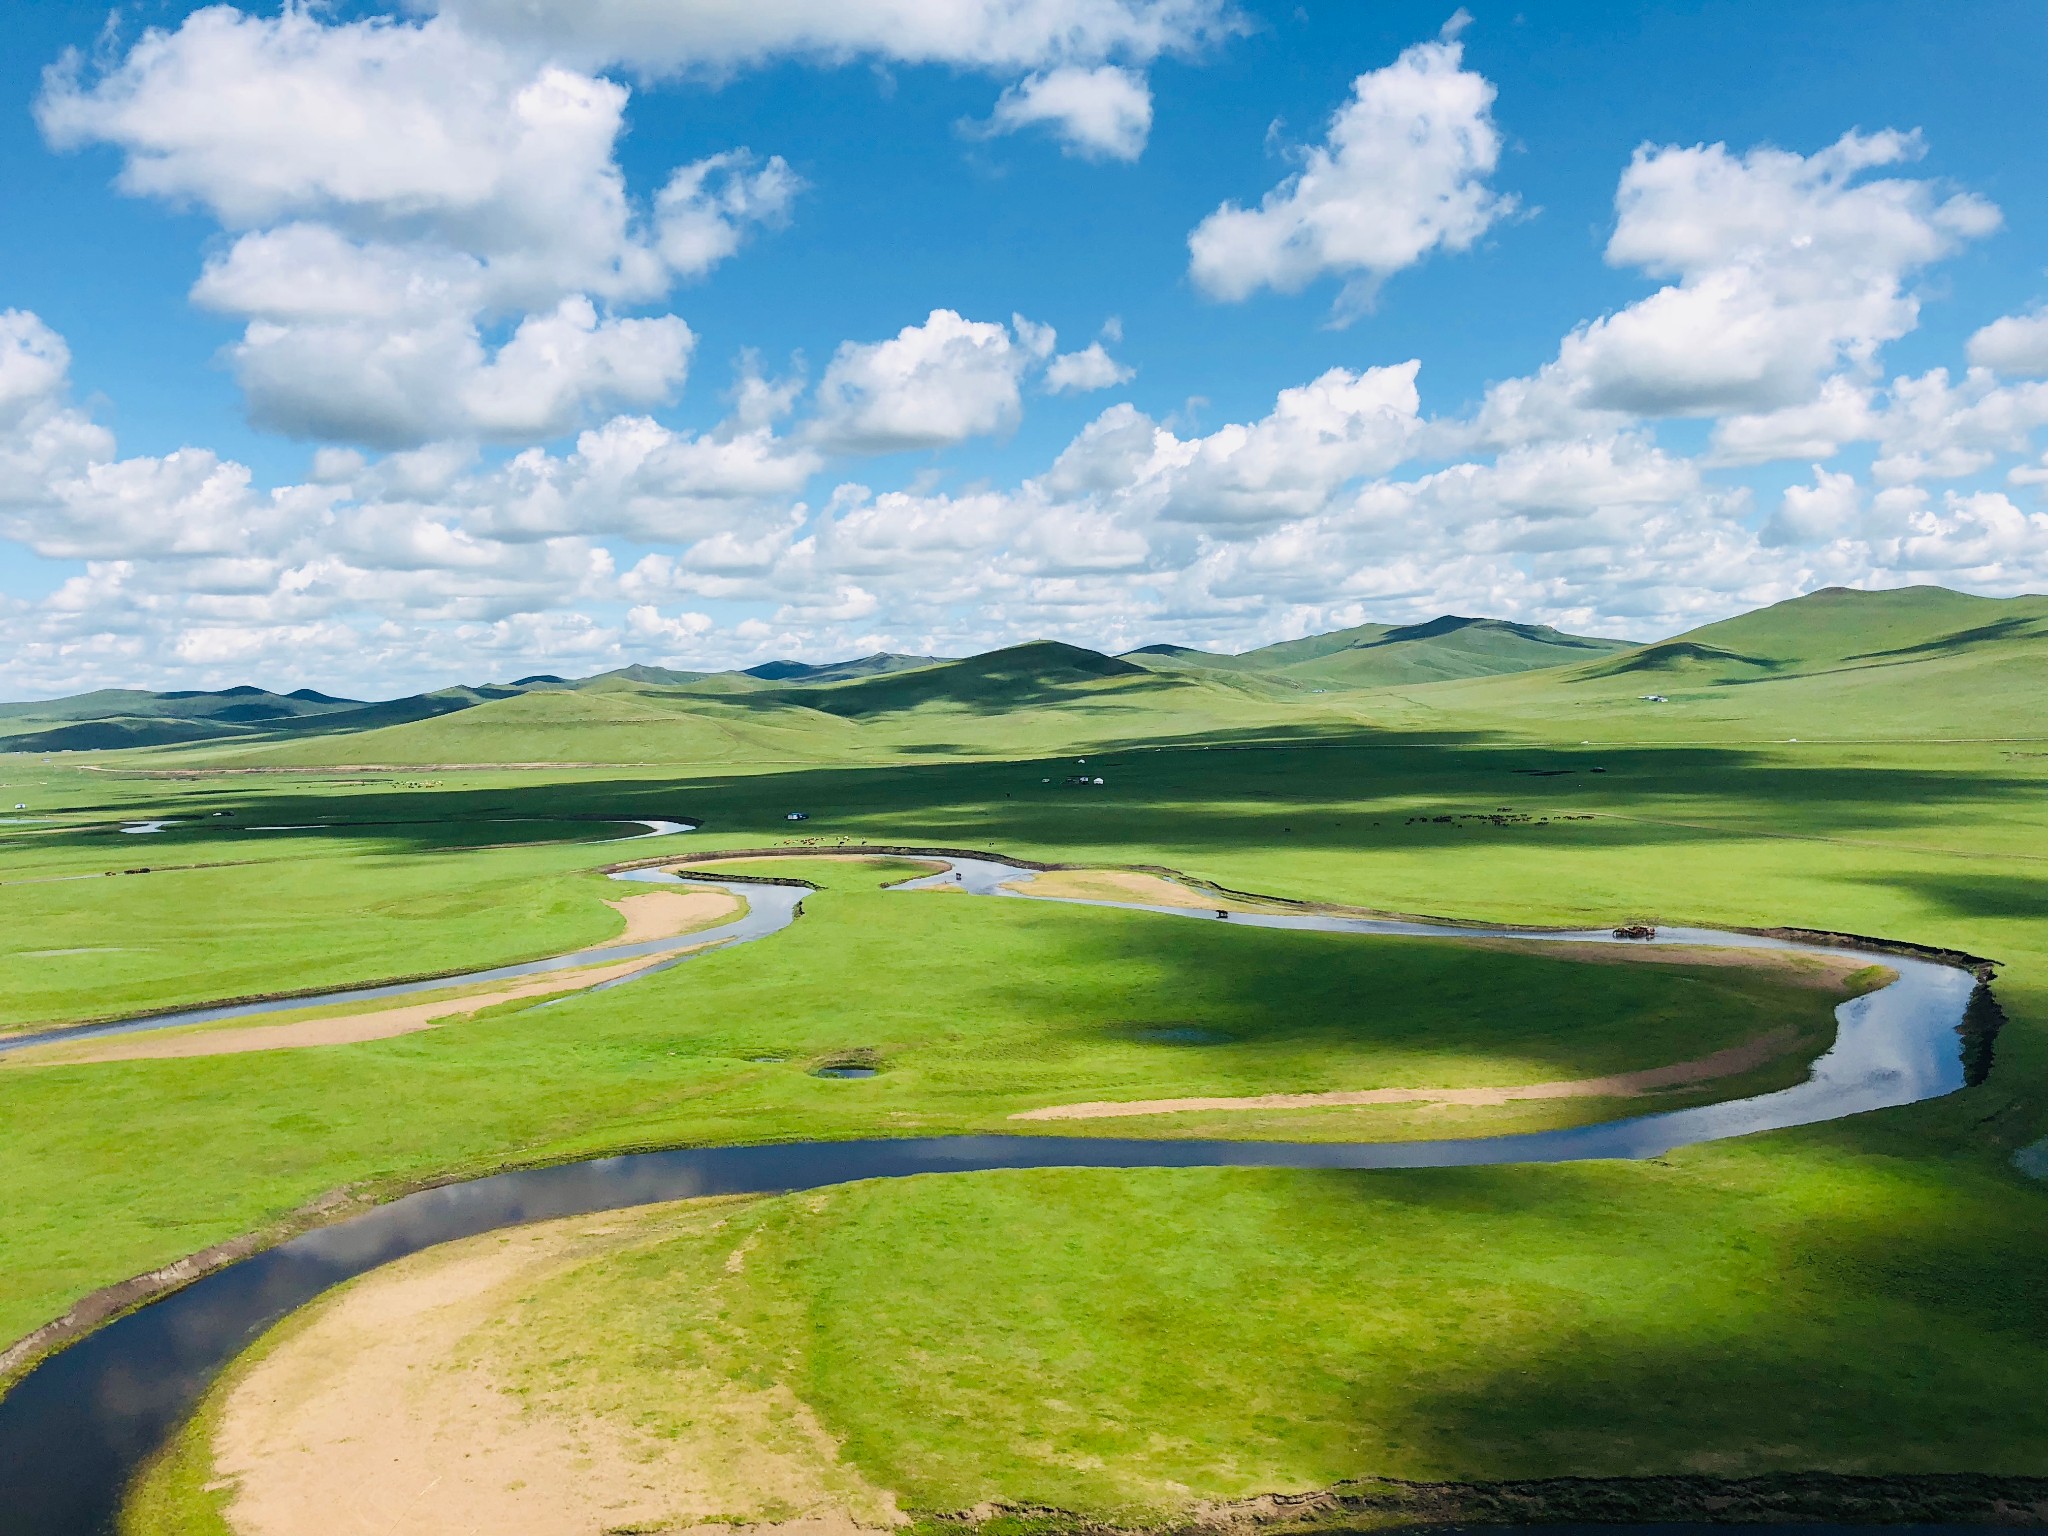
[1044, 342, 1134, 393]
[424, 0, 1241, 165]
[655, 151, 803, 278]
[1871, 367, 2048, 485]
[0, 311, 74, 428]
[1187, 14, 1513, 313]
[1145, 363, 1425, 526]
[1708, 376, 1881, 465]
[1482, 130, 2000, 436]
[424, 0, 1242, 75]
[470, 411, 821, 542]
[810, 309, 1053, 452]
[1968, 306, 2048, 377]
[228, 297, 694, 448]
[39, 7, 789, 448]
[10, 102, 2048, 696]
[1763, 465, 1862, 546]
[985, 66, 1153, 160]
[39, 10, 662, 298]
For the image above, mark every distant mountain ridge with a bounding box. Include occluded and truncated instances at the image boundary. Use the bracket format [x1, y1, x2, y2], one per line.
[5, 587, 2042, 756]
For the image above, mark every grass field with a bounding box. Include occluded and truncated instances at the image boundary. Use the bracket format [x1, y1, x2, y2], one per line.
[0, 856, 1862, 1359]
[5, 586, 2048, 1531]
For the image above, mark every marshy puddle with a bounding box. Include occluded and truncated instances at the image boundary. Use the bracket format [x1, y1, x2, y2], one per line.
[812, 1063, 881, 1078]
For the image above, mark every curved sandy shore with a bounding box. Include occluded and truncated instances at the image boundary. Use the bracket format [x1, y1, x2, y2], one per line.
[1012, 1026, 1803, 1120]
[9, 889, 740, 1066]
[209, 1208, 905, 1536]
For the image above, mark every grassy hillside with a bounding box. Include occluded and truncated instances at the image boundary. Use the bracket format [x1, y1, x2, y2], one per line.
[192, 641, 1383, 767]
[742, 651, 949, 683]
[1125, 617, 1634, 690]
[1271, 616, 1636, 688]
[1388, 585, 2048, 742]
[214, 684, 864, 767]
[0, 686, 363, 752]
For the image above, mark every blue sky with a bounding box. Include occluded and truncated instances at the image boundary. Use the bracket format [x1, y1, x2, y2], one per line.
[3, 0, 2046, 697]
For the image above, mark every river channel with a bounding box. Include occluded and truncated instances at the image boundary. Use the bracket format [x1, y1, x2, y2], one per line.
[0, 852, 1987, 1533]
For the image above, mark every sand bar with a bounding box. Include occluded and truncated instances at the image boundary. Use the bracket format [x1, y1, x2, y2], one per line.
[1012, 1026, 1802, 1120]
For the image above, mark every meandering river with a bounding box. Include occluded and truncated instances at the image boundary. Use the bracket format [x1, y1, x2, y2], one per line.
[0, 852, 1986, 1534]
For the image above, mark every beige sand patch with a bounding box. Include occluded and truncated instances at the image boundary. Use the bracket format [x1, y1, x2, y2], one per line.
[606, 886, 741, 945]
[1012, 1026, 1804, 1121]
[12, 954, 671, 1066]
[1002, 869, 1226, 909]
[208, 1212, 904, 1536]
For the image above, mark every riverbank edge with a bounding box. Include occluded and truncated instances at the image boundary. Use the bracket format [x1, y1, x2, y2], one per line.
[0, 850, 2000, 1394]
[920, 1472, 2048, 1534]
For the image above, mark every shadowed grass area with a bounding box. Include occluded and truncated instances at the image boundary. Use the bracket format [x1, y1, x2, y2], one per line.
[0, 860, 1858, 1351]
[133, 1149, 2048, 1532]
[6, 596, 2048, 1530]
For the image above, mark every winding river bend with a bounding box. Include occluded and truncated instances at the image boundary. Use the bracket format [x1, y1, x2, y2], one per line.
[0, 853, 1987, 1534]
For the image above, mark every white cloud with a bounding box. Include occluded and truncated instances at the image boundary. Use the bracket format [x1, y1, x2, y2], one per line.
[424, 0, 1242, 74]
[1892, 489, 2048, 586]
[227, 296, 693, 448]
[655, 151, 803, 278]
[1044, 342, 1134, 393]
[1763, 465, 1862, 546]
[472, 411, 821, 541]
[1871, 366, 2048, 485]
[39, 10, 662, 299]
[1187, 14, 1513, 313]
[1968, 306, 2048, 377]
[625, 604, 715, 649]
[1150, 363, 1425, 526]
[0, 311, 74, 428]
[1709, 376, 1879, 465]
[39, 8, 791, 449]
[1490, 130, 2000, 430]
[8, 90, 2048, 700]
[986, 66, 1152, 160]
[811, 309, 1047, 452]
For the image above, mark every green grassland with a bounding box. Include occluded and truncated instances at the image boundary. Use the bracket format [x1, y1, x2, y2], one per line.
[339, 1153, 2048, 1500]
[1131, 613, 1637, 688]
[6, 583, 2048, 1527]
[0, 856, 1854, 1356]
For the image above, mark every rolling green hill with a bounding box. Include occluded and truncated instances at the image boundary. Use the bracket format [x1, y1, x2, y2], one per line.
[0, 685, 368, 752]
[1266, 616, 1636, 688]
[742, 651, 949, 683]
[1388, 585, 2048, 741]
[1123, 616, 1635, 689]
[203, 640, 1377, 766]
[19, 587, 2048, 765]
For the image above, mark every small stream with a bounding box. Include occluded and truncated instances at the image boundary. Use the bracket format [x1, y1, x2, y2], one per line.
[0, 853, 1989, 1534]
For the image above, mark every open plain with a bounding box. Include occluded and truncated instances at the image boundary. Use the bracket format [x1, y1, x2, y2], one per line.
[0, 586, 2043, 1535]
